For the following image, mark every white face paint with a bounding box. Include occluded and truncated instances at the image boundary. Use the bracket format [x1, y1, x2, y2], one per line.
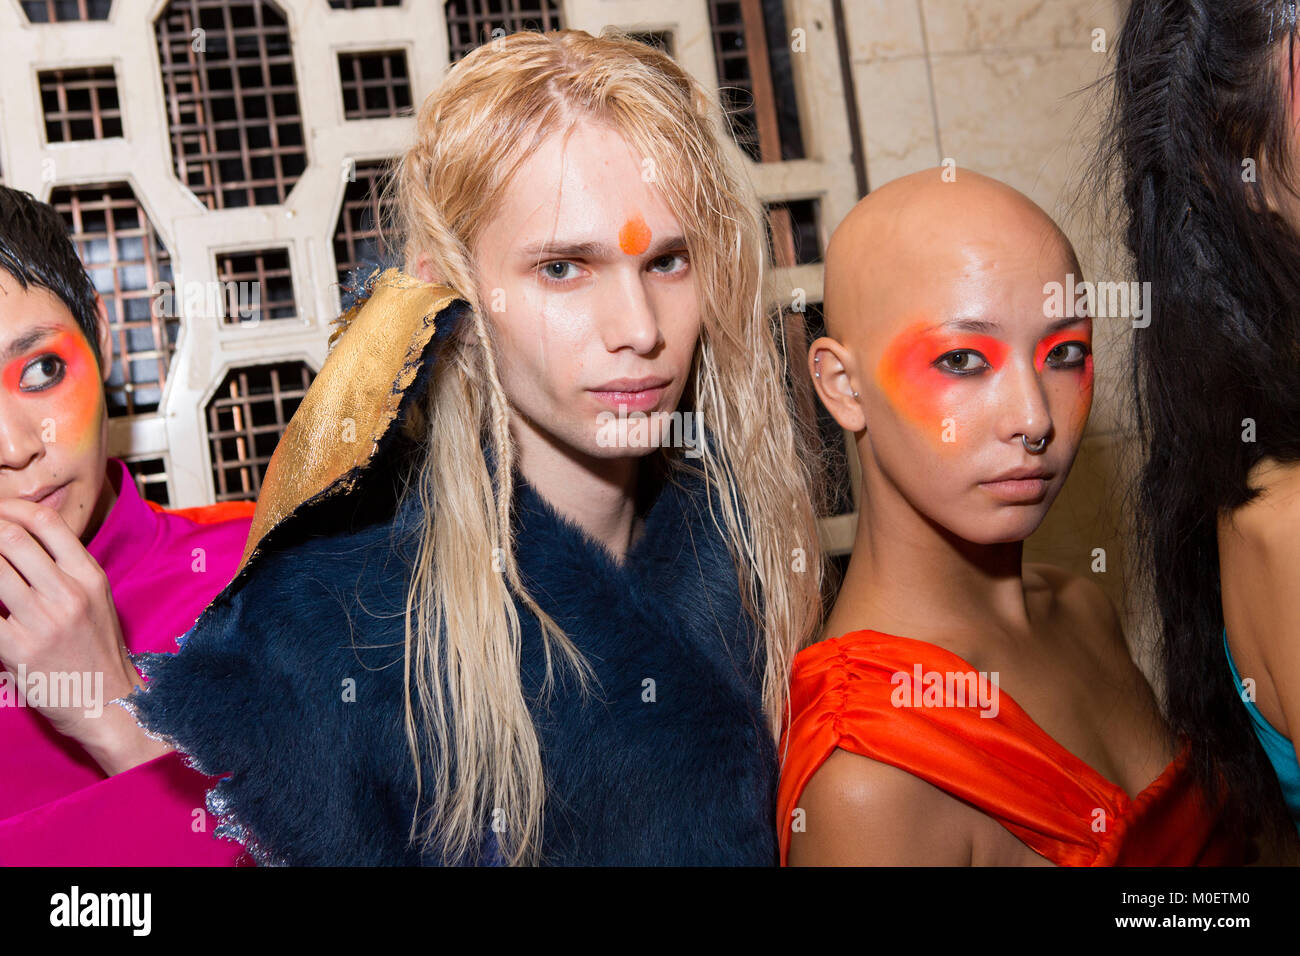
[471, 121, 701, 461]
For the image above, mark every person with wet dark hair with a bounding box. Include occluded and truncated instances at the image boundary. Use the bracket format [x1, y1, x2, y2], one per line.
[1100, 0, 1300, 851]
[0, 187, 102, 350]
[0, 185, 254, 865]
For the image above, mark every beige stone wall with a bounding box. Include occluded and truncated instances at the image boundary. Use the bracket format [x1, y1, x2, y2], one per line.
[835, 0, 1147, 646]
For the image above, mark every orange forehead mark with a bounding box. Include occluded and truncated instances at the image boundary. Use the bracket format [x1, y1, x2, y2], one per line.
[618, 213, 652, 256]
[1, 329, 101, 450]
[876, 322, 1009, 444]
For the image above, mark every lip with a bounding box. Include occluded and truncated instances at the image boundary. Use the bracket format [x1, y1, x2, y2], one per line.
[17, 482, 69, 510]
[588, 377, 671, 413]
[985, 466, 1052, 483]
[979, 467, 1052, 504]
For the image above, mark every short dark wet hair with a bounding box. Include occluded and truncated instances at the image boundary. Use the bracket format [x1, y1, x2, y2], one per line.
[0, 186, 101, 365]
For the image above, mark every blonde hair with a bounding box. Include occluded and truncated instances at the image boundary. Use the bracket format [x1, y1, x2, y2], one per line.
[382, 28, 827, 865]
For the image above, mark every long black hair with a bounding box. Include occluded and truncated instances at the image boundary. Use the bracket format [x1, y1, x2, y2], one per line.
[1102, 0, 1300, 842]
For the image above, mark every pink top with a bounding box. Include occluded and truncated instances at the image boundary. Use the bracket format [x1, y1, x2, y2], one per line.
[0, 458, 254, 865]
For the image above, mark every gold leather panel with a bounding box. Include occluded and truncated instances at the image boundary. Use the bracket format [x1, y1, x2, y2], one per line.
[238, 268, 463, 569]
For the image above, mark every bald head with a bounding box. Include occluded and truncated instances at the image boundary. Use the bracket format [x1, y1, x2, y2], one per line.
[810, 168, 1094, 548]
[823, 168, 1079, 345]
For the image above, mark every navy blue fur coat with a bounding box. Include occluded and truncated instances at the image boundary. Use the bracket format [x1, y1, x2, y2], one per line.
[130, 293, 778, 867]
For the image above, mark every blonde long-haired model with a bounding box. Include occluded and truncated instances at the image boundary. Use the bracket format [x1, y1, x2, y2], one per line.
[130, 29, 827, 866]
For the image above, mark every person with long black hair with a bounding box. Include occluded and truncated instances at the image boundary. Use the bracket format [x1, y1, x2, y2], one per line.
[1102, 0, 1300, 850]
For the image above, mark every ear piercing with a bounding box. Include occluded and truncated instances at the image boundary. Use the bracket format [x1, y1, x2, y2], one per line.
[1021, 434, 1048, 454]
[814, 354, 859, 398]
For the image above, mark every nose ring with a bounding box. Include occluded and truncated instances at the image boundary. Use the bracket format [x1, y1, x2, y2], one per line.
[1021, 434, 1047, 454]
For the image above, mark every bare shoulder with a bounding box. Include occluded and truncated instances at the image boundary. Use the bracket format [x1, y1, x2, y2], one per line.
[1222, 458, 1300, 554]
[1025, 562, 1126, 653]
[1219, 460, 1300, 641]
[1220, 459, 1300, 738]
[787, 748, 973, 866]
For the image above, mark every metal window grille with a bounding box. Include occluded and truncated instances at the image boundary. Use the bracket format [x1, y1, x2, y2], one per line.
[154, 0, 309, 209]
[123, 455, 172, 505]
[333, 159, 395, 289]
[206, 360, 316, 501]
[765, 197, 821, 267]
[623, 31, 675, 57]
[444, 0, 564, 62]
[338, 49, 413, 120]
[51, 181, 178, 417]
[708, 0, 805, 163]
[21, 0, 112, 22]
[39, 66, 123, 143]
[215, 247, 296, 323]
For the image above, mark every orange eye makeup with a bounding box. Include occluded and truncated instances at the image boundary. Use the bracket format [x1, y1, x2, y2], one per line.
[1034, 324, 1093, 432]
[1033, 325, 1093, 377]
[876, 322, 1010, 430]
[1, 329, 101, 450]
[618, 213, 652, 256]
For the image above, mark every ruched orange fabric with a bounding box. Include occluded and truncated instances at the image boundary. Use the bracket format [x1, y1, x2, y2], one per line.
[777, 630, 1244, 866]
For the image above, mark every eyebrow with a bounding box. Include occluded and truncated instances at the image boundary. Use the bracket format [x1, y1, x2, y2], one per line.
[0, 325, 63, 362]
[936, 315, 1089, 336]
[517, 234, 689, 262]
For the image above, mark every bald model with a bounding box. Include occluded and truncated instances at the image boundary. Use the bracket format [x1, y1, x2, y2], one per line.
[776, 168, 1242, 867]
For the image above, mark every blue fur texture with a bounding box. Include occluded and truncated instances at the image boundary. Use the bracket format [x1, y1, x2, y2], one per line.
[131, 460, 778, 866]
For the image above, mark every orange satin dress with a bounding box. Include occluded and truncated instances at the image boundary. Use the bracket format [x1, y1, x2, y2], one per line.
[777, 630, 1244, 866]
